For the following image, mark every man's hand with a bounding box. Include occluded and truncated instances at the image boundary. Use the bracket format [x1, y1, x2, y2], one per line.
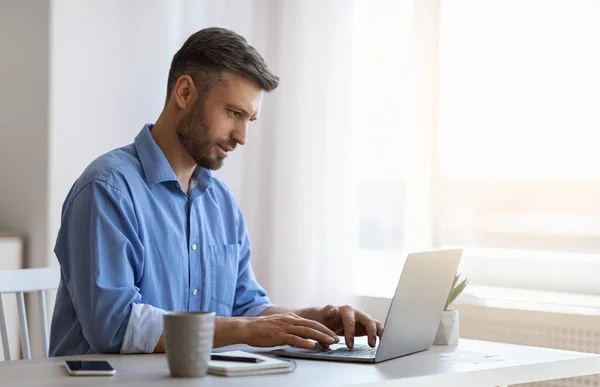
[239, 312, 340, 349]
[301, 305, 384, 349]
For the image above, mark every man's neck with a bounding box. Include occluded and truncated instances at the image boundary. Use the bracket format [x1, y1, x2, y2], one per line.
[151, 113, 196, 194]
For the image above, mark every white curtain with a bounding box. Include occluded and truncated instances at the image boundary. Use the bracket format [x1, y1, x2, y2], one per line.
[175, 0, 357, 308]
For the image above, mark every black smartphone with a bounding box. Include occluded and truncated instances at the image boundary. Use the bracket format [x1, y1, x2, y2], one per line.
[64, 360, 116, 376]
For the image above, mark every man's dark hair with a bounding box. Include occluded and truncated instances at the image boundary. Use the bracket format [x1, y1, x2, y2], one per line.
[166, 27, 279, 101]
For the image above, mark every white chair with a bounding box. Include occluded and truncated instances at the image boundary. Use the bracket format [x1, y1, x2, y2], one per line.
[0, 267, 60, 360]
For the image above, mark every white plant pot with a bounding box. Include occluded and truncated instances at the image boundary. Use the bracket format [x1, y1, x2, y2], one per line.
[434, 310, 459, 345]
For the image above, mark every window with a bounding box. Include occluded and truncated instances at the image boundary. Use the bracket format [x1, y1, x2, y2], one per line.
[351, 0, 422, 297]
[439, 0, 600, 295]
[353, 0, 600, 297]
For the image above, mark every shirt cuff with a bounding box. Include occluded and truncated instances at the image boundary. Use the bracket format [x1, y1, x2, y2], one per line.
[120, 303, 165, 353]
[243, 302, 275, 317]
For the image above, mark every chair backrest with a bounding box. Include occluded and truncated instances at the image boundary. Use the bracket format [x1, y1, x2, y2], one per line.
[0, 267, 60, 361]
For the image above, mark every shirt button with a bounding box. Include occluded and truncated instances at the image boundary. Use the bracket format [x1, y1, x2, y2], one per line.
[191, 243, 197, 251]
[192, 289, 198, 296]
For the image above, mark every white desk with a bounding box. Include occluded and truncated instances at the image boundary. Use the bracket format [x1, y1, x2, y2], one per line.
[2, 339, 600, 387]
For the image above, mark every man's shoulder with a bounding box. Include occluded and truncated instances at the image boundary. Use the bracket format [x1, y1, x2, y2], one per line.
[70, 144, 142, 198]
[206, 177, 245, 224]
[209, 176, 232, 195]
[208, 176, 238, 205]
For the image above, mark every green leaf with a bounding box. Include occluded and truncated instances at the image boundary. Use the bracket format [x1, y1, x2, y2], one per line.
[450, 273, 459, 290]
[444, 273, 469, 310]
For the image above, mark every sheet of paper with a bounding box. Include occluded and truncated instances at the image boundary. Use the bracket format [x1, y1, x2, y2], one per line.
[439, 351, 502, 364]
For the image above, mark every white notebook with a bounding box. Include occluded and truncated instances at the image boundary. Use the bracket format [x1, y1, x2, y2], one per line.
[208, 351, 296, 377]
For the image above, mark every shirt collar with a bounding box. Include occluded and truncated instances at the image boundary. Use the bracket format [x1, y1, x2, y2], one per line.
[134, 124, 214, 190]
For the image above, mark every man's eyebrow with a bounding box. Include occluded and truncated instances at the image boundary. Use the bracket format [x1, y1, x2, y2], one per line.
[225, 103, 258, 121]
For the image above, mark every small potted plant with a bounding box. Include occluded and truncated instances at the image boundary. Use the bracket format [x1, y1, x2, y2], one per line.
[434, 273, 469, 345]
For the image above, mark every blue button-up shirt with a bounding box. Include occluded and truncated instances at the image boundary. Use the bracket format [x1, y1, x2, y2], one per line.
[49, 124, 273, 356]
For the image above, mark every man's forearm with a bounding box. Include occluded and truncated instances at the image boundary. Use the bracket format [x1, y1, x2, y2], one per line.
[153, 335, 165, 353]
[153, 316, 249, 353]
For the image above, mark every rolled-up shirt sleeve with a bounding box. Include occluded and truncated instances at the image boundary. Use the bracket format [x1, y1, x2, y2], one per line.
[231, 202, 274, 317]
[120, 303, 165, 353]
[58, 179, 160, 353]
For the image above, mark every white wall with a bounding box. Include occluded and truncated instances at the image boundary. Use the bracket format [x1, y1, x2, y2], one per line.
[0, 0, 50, 269]
[48, 0, 178, 260]
[0, 0, 51, 359]
[0, 0, 186, 268]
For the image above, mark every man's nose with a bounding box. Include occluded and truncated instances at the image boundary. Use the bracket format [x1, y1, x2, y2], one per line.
[232, 122, 248, 146]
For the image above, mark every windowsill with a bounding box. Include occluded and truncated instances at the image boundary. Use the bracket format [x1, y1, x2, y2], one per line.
[354, 247, 600, 303]
[355, 285, 600, 318]
[454, 285, 600, 316]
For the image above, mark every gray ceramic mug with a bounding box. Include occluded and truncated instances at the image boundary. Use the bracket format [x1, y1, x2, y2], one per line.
[163, 311, 216, 377]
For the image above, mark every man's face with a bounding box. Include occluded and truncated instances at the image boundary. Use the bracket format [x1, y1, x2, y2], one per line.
[176, 72, 264, 170]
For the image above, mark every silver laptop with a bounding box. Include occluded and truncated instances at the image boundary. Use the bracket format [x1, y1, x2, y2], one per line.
[271, 248, 463, 363]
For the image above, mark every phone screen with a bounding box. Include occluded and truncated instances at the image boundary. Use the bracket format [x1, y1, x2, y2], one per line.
[65, 360, 115, 372]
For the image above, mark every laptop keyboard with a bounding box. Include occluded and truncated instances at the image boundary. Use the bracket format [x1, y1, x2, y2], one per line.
[317, 344, 377, 358]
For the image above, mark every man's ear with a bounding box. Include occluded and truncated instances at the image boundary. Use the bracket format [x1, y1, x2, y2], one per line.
[172, 75, 197, 111]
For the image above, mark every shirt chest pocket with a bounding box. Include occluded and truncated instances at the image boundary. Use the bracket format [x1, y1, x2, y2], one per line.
[209, 243, 239, 315]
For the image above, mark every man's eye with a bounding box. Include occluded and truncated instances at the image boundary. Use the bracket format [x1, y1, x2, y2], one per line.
[228, 110, 241, 118]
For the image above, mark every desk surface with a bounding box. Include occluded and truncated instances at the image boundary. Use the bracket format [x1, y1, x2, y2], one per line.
[3, 338, 600, 387]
